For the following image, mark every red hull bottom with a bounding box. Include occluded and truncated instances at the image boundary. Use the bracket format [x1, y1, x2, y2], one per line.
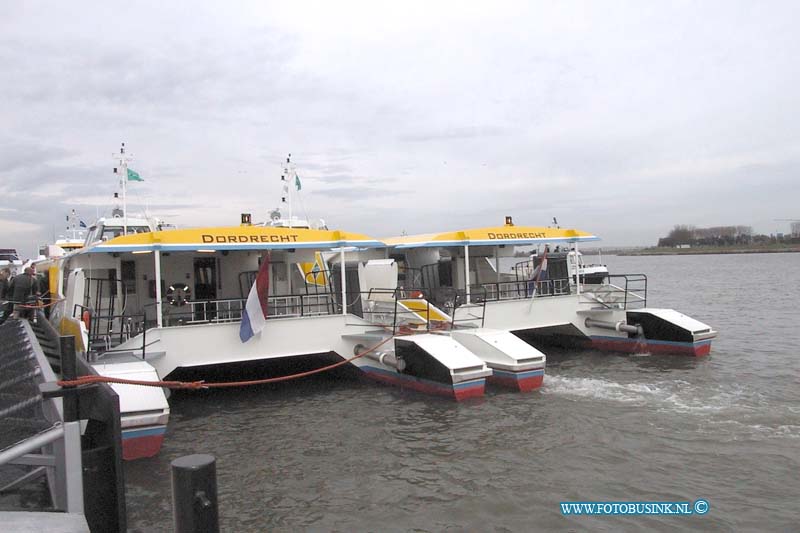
[361, 365, 485, 401]
[488, 371, 544, 392]
[589, 336, 712, 357]
[122, 434, 165, 460]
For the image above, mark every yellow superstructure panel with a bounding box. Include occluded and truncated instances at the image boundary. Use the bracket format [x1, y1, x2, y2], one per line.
[385, 225, 598, 248]
[399, 299, 451, 323]
[89, 226, 384, 252]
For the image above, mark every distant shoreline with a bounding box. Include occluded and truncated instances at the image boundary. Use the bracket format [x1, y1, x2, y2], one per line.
[615, 246, 800, 256]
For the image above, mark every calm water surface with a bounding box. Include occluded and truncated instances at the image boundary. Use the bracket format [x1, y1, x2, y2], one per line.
[126, 253, 800, 532]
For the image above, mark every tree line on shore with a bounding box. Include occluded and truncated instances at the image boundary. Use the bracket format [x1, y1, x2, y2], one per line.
[657, 225, 800, 247]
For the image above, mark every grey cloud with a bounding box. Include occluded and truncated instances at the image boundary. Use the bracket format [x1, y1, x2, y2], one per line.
[315, 185, 410, 201]
[397, 125, 509, 143]
[1, 1, 799, 254]
[0, 140, 76, 173]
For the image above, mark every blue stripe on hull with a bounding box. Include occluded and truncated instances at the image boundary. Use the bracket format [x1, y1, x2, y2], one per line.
[590, 335, 712, 347]
[122, 426, 167, 440]
[491, 368, 544, 379]
[359, 365, 484, 392]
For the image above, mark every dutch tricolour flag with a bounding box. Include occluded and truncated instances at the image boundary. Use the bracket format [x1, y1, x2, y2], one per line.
[527, 248, 548, 296]
[239, 254, 270, 343]
[530, 248, 548, 282]
[536, 249, 548, 282]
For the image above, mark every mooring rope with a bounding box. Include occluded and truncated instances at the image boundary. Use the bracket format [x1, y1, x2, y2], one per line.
[56, 336, 394, 390]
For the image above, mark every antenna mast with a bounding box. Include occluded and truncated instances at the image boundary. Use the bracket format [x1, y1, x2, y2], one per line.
[66, 209, 80, 240]
[281, 153, 295, 228]
[113, 143, 134, 236]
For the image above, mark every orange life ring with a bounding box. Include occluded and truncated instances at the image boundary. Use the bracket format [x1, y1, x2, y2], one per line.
[166, 283, 191, 307]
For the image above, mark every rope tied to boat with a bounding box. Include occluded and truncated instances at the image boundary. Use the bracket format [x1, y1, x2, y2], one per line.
[56, 336, 395, 390]
[17, 298, 65, 310]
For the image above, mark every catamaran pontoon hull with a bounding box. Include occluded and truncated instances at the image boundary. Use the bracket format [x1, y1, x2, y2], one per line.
[588, 336, 713, 357]
[487, 368, 544, 392]
[357, 366, 486, 400]
[121, 426, 167, 460]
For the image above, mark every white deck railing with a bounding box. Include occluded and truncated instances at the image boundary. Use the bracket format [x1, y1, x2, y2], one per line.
[166, 293, 335, 325]
[479, 279, 571, 301]
[579, 283, 646, 308]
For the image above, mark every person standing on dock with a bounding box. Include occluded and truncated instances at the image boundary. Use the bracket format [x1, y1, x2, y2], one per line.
[5, 267, 40, 321]
[0, 268, 11, 324]
[0, 268, 10, 300]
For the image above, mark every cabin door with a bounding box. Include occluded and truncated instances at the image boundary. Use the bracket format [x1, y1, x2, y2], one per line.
[329, 263, 363, 317]
[193, 258, 217, 300]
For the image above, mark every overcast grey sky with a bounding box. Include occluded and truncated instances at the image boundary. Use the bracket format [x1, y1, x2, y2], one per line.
[1, 1, 798, 257]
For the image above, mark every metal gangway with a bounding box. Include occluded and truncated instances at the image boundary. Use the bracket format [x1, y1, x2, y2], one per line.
[0, 315, 126, 532]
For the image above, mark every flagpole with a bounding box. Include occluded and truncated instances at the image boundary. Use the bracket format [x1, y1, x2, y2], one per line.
[287, 154, 293, 228]
[280, 154, 294, 228]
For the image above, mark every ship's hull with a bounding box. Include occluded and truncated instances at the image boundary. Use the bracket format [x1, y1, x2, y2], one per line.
[487, 368, 545, 392]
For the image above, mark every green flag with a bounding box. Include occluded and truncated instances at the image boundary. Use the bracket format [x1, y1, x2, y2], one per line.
[127, 168, 144, 182]
[295, 173, 301, 191]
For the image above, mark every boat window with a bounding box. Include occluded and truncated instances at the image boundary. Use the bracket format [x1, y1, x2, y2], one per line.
[100, 225, 151, 240]
[101, 227, 124, 240]
[85, 227, 99, 245]
[127, 226, 152, 234]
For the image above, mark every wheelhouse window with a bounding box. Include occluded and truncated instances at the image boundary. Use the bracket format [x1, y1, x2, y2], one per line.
[101, 225, 151, 240]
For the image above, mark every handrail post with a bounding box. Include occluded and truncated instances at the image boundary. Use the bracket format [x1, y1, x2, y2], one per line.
[340, 247, 346, 316]
[643, 275, 648, 306]
[624, 276, 629, 309]
[426, 299, 430, 332]
[155, 250, 163, 328]
[393, 292, 398, 335]
[464, 245, 471, 304]
[141, 316, 147, 359]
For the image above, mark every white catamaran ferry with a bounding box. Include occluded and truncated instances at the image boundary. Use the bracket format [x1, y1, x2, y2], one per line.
[37, 149, 718, 459]
[380, 217, 717, 365]
[45, 220, 516, 455]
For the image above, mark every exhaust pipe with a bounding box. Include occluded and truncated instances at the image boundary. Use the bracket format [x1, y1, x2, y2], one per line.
[354, 344, 407, 371]
[585, 317, 643, 337]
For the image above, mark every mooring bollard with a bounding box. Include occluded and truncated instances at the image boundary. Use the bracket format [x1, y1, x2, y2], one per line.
[59, 335, 78, 423]
[171, 454, 220, 533]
